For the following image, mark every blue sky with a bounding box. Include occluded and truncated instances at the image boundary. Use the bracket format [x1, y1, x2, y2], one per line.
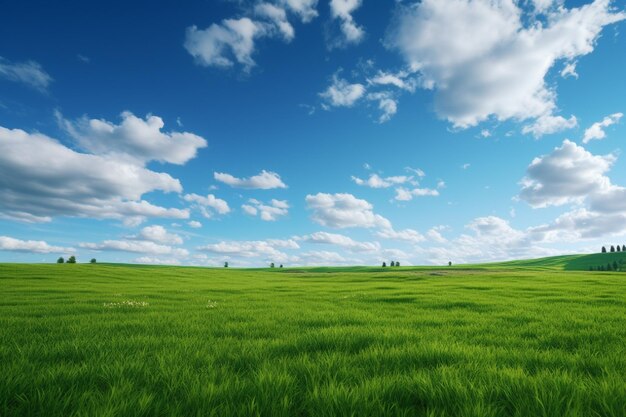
[1, 0, 626, 266]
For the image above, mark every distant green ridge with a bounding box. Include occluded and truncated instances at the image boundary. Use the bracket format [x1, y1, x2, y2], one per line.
[478, 252, 626, 271]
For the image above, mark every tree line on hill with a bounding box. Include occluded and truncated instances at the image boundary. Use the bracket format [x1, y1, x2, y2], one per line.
[601, 245, 626, 253]
[592, 245, 626, 272]
[57, 256, 96, 264]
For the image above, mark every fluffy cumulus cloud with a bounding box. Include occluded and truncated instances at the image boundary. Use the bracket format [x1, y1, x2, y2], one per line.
[184, 0, 318, 71]
[522, 114, 578, 138]
[242, 198, 289, 221]
[0, 125, 189, 224]
[305, 192, 392, 229]
[300, 231, 380, 252]
[185, 18, 265, 71]
[387, 0, 625, 132]
[376, 228, 425, 244]
[519, 140, 626, 241]
[583, 112, 623, 143]
[280, 0, 319, 22]
[329, 0, 365, 47]
[184, 193, 231, 218]
[214, 170, 287, 189]
[59, 111, 207, 165]
[518, 140, 614, 208]
[394, 187, 439, 201]
[351, 173, 412, 188]
[0, 56, 52, 92]
[320, 75, 366, 107]
[134, 225, 183, 245]
[134, 256, 182, 265]
[80, 240, 189, 257]
[421, 216, 558, 265]
[0, 236, 73, 254]
[188, 220, 202, 228]
[197, 239, 297, 262]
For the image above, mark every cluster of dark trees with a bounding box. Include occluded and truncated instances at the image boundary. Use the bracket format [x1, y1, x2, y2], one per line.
[601, 245, 626, 253]
[382, 261, 401, 267]
[56, 257, 96, 264]
[590, 260, 622, 272]
[269, 263, 284, 268]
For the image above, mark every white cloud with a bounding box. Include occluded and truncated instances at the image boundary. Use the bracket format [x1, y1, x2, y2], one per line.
[59, 111, 207, 166]
[0, 56, 52, 92]
[368, 70, 417, 92]
[214, 170, 287, 189]
[462, 163, 471, 170]
[279, 0, 319, 22]
[583, 112, 623, 143]
[320, 75, 366, 107]
[305, 192, 392, 229]
[519, 140, 614, 208]
[387, 0, 625, 131]
[134, 256, 181, 265]
[394, 187, 439, 201]
[522, 114, 578, 137]
[134, 225, 183, 245]
[0, 236, 73, 254]
[188, 220, 202, 228]
[0, 125, 189, 224]
[376, 228, 425, 244]
[255, 3, 295, 41]
[367, 92, 398, 123]
[529, 208, 626, 241]
[297, 250, 349, 265]
[184, 193, 231, 218]
[242, 198, 289, 221]
[185, 18, 265, 71]
[351, 173, 411, 188]
[329, 0, 365, 47]
[561, 61, 578, 78]
[80, 240, 189, 257]
[421, 216, 558, 265]
[197, 239, 292, 262]
[301, 231, 380, 252]
[184, 0, 318, 71]
[519, 140, 626, 242]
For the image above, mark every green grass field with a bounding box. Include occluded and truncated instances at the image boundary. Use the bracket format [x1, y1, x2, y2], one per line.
[1, 259, 626, 417]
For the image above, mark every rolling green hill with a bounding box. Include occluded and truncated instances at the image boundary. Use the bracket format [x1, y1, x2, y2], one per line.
[479, 252, 626, 271]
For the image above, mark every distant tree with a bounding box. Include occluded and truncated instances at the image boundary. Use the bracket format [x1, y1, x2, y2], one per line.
[602, 246, 607, 253]
[623, 245, 626, 252]
[613, 261, 619, 271]
[57, 257, 64, 264]
[448, 261, 452, 266]
[618, 246, 622, 252]
[390, 261, 395, 267]
[67, 256, 76, 264]
[396, 261, 400, 267]
[611, 245, 616, 253]
[279, 264, 283, 268]
[382, 262, 387, 267]
[224, 262, 229, 268]
[90, 258, 96, 264]
[270, 262, 275, 268]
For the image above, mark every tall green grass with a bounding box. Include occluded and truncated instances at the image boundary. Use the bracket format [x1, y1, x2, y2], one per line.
[1, 263, 625, 416]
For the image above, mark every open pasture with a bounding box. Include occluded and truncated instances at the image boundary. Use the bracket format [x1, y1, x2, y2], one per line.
[1, 262, 626, 417]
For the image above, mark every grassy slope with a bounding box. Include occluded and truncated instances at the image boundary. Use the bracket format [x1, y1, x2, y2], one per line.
[1, 263, 626, 417]
[481, 252, 626, 271]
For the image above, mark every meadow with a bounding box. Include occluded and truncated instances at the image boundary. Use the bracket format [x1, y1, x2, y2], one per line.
[1, 256, 626, 417]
